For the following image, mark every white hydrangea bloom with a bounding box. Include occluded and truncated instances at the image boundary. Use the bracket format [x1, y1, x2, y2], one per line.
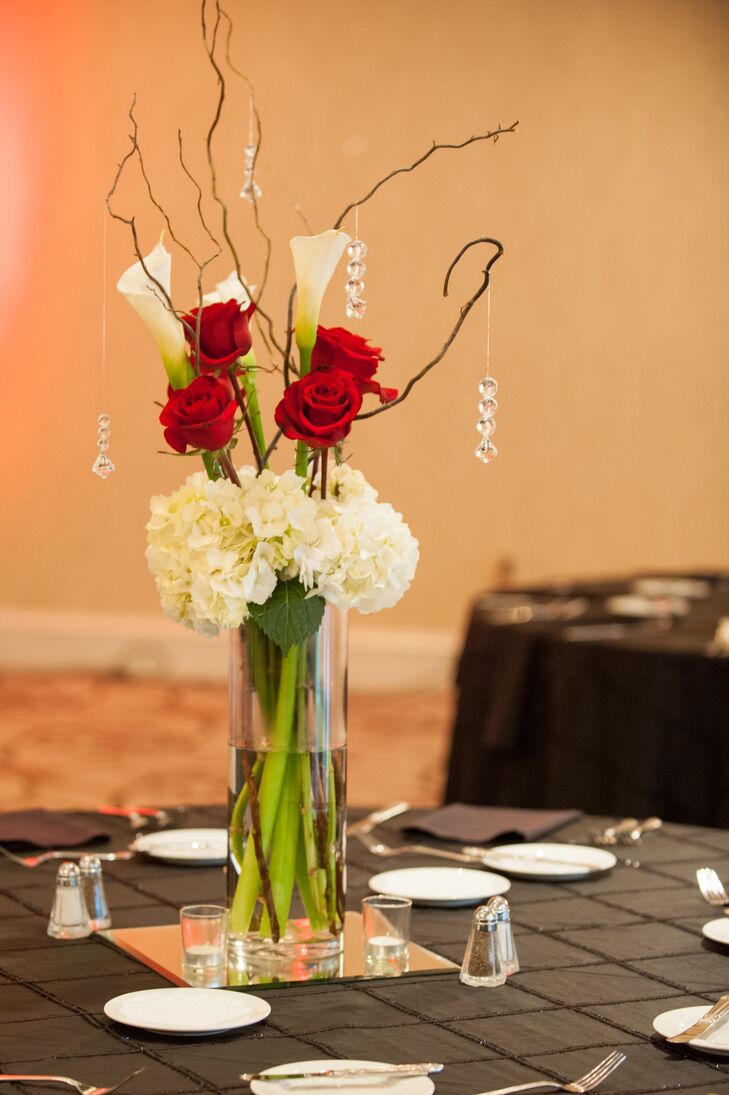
[146, 464, 419, 634]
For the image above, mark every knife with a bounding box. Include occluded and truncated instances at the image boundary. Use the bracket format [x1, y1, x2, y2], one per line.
[347, 802, 410, 836]
[241, 1063, 444, 1082]
[667, 995, 729, 1043]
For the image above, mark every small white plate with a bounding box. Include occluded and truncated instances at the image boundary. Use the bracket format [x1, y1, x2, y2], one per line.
[482, 843, 617, 881]
[702, 919, 729, 947]
[653, 1005, 729, 1054]
[133, 827, 227, 865]
[104, 987, 270, 1036]
[250, 1059, 435, 1095]
[368, 866, 510, 906]
[605, 594, 689, 618]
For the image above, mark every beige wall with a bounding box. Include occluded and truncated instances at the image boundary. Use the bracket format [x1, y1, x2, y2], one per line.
[1, 0, 727, 637]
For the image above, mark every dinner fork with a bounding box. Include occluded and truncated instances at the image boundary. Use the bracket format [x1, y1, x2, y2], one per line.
[697, 867, 729, 910]
[473, 1050, 626, 1095]
[0, 845, 136, 869]
[0, 1066, 143, 1094]
[352, 827, 480, 864]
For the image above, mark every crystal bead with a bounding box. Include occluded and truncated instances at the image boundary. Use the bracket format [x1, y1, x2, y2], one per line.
[97, 438, 108, 452]
[477, 417, 496, 437]
[346, 260, 366, 278]
[97, 414, 110, 428]
[240, 177, 262, 202]
[475, 440, 497, 464]
[346, 298, 367, 319]
[346, 278, 365, 299]
[92, 453, 115, 479]
[244, 144, 257, 161]
[479, 376, 499, 398]
[478, 397, 498, 418]
[347, 239, 367, 260]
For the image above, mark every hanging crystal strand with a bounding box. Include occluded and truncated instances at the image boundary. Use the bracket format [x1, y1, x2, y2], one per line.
[92, 213, 115, 479]
[240, 97, 262, 203]
[346, 205, 367, 319]
[475, 284, 498, 464]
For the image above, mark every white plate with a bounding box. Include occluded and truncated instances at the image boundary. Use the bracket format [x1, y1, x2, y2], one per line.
[482, 843, 617, 881]
[702, 919, 729, 946]
[653, 1005, 729, 1055]
[605, 594, 689, 618]
[104, 987, 270, 1035]
[632, 577, 711, 600]
[250, 1059, 435, 1095]
[133, 827, 227, 865]
[368, 866, 510, 906]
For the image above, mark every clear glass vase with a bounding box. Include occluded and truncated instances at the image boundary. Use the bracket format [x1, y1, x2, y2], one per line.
[226, 607, 347, 982]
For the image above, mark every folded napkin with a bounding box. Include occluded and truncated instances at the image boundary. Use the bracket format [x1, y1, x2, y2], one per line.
[0, 809, 111, 849]
[403, 803, 582, 844]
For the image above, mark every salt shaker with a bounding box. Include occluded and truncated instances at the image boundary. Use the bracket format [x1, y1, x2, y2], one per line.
[460, 906, 506, 987]
[47, 862, 91, 939]
[80, 855, 111, 930]
[487, 895, 519, 974]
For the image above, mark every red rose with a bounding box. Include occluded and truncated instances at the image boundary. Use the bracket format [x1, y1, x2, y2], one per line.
[311, 325, 398, 404]
[160, 375, 236, 453]
[183, 299, 255, 371]
[274, 367, 363, 449]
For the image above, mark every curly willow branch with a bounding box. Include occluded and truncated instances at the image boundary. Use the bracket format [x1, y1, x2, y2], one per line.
[201, 0, 285, 363]
[333, 123, 518, 230]
[355, 238, 504, 420]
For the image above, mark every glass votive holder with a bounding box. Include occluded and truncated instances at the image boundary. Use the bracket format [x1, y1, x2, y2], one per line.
[361, 894, 412, 977]
[180, 904, 227, 982]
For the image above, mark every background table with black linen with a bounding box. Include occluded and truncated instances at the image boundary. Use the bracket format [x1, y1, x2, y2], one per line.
[3, 808, 729, 1093]
[446, 575, 729, 826]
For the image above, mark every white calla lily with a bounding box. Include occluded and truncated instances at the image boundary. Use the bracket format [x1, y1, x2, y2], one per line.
[202, 270, 254, 307]
[117, 242, 190, 389]
[290, 229, 351, 358]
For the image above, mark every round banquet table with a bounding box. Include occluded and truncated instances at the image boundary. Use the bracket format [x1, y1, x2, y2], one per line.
[445, 574, 729, 826]
[2, 806, 729, 1092]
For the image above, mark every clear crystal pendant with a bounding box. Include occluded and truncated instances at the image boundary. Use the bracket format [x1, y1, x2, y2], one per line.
[240, 143, 262, 202]
[478, 397, 498, 418]
[475, 439, 498, 464]
[345, 238, 368, 318]
[92, 413, 115, 478]
[477, 417, 496, 437]
[479, 376, 499, 398]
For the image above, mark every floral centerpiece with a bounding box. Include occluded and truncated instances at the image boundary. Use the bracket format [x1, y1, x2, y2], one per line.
[109, 0, 515, 981]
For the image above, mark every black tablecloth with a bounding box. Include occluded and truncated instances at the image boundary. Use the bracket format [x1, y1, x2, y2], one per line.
[446, 578, 729, 825]
[3, 808, 729, 1093]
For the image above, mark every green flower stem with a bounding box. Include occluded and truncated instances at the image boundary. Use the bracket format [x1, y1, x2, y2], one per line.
[259, 756, 300, 938]
[229, 644, 300, 937]
[299, 753, 328, 929]
[228, 755, 262, 871]
[295, 826, 327, 932]
[295, 344, 312, 478]
[240, 351, 268, 467]
[325, 760, 341, 931]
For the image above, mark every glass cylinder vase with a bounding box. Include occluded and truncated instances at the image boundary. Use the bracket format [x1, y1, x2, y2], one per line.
[226, 607, 347, 982]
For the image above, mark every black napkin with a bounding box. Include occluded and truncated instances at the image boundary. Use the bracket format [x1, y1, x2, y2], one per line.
[404, 803, 582, 844]
[0, 809, 112, 849]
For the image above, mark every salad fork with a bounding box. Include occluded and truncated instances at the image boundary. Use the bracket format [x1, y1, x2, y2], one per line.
[0, 1067, 143, 1094]
[474, 1050, 626, 1095]
[0, 845, 136, 869]
[697, 867, 729, 909]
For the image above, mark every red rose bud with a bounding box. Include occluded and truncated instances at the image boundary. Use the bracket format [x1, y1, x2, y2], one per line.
[274, 367, 363, 449]
[160, 375, 237, 453]
[183, 299, 256, 371]
[311, 325, 397, 404]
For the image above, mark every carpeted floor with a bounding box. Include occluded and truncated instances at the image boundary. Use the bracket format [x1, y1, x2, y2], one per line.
[0, 672, 453, 811]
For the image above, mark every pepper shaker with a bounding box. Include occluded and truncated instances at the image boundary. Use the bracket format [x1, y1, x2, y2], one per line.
[487, 895, 519, 974]
[47, 862, 91, 939]
[460, 906, 506, 987]
[80, 855, 111, 930]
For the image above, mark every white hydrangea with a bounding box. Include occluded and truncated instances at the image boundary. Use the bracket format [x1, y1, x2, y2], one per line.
[146, 464, 419, 635]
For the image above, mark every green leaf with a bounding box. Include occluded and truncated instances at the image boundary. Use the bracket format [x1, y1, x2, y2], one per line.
[249, 580, 325, 654]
